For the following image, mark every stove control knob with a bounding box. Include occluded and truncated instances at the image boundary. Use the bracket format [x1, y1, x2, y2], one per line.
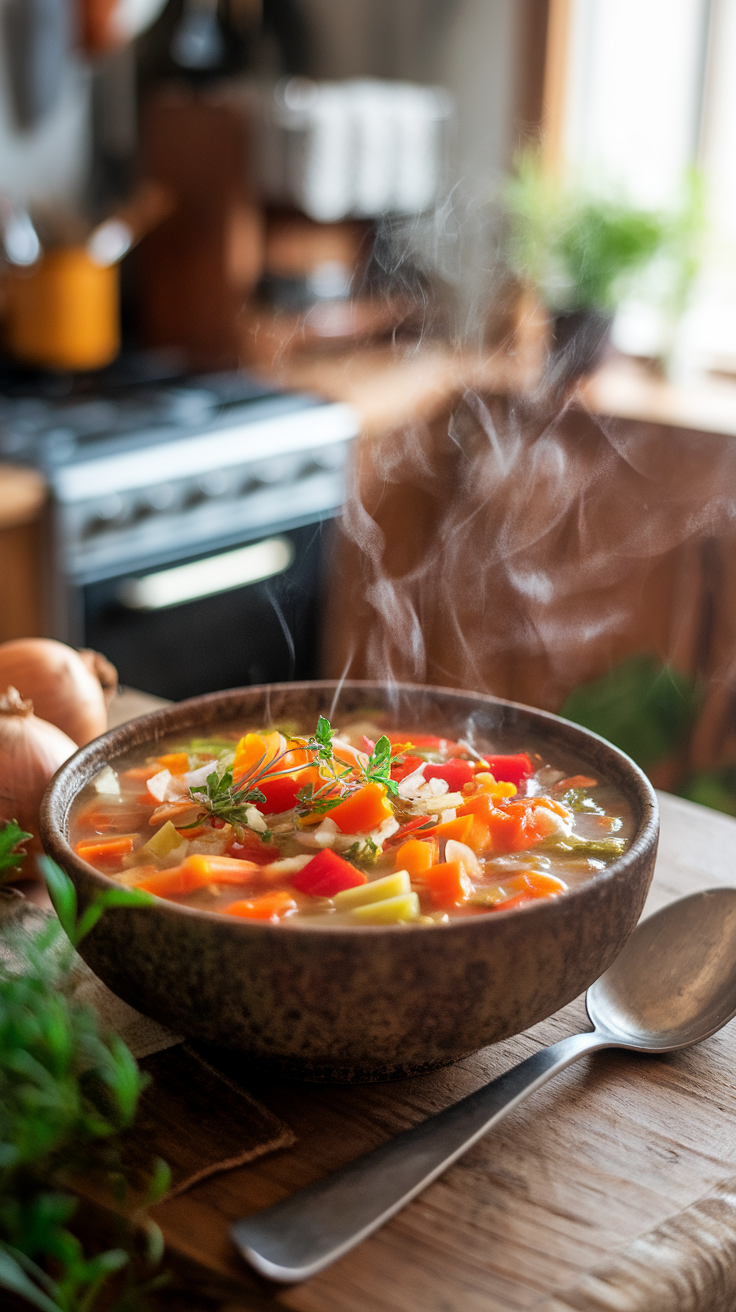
[197, 470, 230, 498]
[141, 483, 177, 513]
[82, 494, 126, 537]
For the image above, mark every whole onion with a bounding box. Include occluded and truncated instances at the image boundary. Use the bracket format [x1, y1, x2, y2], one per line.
[0, 639, 116, 745]
[0, 686, 78, 857]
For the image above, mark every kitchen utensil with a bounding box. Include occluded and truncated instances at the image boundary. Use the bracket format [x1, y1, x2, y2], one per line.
[231, 886, 736, 1281]
[0, 200, 41, 267]
[86, 180, 174, 266]
[40, 683, 657, 1081]
[170, 0, 225, 69]
[2, 0, 68, 129]
[259, 78, 454, 222]
[5, 248, 119, 371]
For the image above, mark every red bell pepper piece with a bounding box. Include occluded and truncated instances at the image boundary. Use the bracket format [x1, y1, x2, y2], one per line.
[383, 816, 435, 847]
[292, 849, 368, 898]
[485, 753, 534, 787]
[226, 834, 281, 865]
[252, 774, 302, 815]
[424, 758, 475, 791]
[390, 753, 423, 782]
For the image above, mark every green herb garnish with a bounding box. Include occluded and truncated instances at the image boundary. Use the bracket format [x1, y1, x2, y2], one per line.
[559, 788, 604, 815]
[363, 736, 399, 797]
[187, 768, 270, 840]
[343, 837, 380, 866]
[0, 819, 32, 884]
[541, 834, 627, 857]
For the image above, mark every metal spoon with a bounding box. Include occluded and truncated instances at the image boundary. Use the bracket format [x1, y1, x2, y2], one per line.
[231, 888, 736, 1282]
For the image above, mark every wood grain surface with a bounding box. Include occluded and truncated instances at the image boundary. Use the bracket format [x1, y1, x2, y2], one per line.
[107, 790, 733, 1312]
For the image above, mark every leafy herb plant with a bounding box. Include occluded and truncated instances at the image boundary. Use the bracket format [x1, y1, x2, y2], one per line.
[0, 837, 167, 1312]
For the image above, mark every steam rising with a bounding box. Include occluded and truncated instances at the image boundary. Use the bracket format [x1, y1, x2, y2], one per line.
[329, 379, 736, 761]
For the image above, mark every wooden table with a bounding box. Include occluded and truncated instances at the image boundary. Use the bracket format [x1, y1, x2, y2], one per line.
[125, 789, 736, 1312]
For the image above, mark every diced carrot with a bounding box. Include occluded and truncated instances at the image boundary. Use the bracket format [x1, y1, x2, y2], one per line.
[423, 860, 473, 909]
[225, 890, 297, 921]
[328, 782, 394, 834]
[557, 775, 597, 789]
[423, 814, 474, 844]
[458, 795, 518, 853]
[278, 744, 313, 772]
[491, 891, 534, 912]
[135, 865, 209, 896]
[531, 796, 571, 819]
[457, 795, 568, 855]
[76, 834, 136, 862]
[123, 865, 159, 883]
[291, 766, 341, 824]
[122, 765, 162, 781]
[76, 804, 147, 834]
[466, 817, 491, 854]
[233, 732, 284, 781]
[156, 752, 191, 775]
[181, 854, 260, 885]
[462, 773, 517, 801]
[394, 838, 438, 878]
[492, 870, 566, 912]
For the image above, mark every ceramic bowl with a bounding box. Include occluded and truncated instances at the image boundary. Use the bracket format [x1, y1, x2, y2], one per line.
[41, 681, 658, 1082]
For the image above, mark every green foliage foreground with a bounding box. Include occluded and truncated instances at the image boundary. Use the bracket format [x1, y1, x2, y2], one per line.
[0, 846, 166, 1312]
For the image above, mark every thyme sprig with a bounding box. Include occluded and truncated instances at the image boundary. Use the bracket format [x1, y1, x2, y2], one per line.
[187, 768, 270, 839]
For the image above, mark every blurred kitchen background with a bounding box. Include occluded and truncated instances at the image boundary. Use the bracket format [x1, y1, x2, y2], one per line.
[3, 0, 736, 813]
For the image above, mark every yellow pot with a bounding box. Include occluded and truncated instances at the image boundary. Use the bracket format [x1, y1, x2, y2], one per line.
[5, 247, 120, 371]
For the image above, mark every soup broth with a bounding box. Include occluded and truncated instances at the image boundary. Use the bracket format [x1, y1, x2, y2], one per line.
[69, 716, 634, 925]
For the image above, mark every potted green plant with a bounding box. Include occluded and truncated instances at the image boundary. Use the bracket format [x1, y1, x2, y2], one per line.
[504, 152, 675, 383]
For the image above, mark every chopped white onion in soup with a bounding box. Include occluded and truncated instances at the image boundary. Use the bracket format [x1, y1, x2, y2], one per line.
[262, 855, 313, 876]
[445, 839, 482, 879]
[145, 768, 188, 803]
[245, 806, 268, 833]
[398, 765, 426, 799]
[92, 765, 120, 797]
[184, 760, 219, 788]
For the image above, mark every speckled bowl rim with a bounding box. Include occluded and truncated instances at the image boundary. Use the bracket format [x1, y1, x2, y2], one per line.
[41, 680, 659, 940]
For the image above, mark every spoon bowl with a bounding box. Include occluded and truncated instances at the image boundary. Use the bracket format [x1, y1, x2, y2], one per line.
[587, 888, 736, 1050]
[232, 887, 736, 1282]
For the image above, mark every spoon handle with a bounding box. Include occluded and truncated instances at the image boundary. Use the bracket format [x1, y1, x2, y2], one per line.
[231, 1029, 608, 1282]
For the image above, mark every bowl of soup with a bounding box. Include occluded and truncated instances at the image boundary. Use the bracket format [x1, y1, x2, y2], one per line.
[41, 681, 658, 1081]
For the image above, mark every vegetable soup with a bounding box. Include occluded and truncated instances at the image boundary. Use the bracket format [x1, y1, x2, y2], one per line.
[69, 717, 634, 925]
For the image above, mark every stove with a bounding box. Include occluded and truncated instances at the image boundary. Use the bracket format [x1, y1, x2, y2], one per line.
[0, 362, 358, 699]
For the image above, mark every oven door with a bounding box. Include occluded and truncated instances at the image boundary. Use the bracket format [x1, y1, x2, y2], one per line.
[82, 521, 328, 700]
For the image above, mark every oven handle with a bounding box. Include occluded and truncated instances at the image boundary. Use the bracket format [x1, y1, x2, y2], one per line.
[117, 535, 295, 611]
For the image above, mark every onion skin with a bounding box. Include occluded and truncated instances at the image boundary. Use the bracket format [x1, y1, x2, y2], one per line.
[0, 639, 112, 745]
[0, 686, 78, 862]
[78, 648, 118, 705]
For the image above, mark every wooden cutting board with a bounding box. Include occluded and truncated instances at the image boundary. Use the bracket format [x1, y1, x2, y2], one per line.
[124, 790, 736, 1312]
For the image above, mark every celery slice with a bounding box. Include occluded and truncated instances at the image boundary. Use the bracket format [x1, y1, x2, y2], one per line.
[142, 820, 183, 860]
[333, 870, 411, 911]
[350, 892, 421, 924]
